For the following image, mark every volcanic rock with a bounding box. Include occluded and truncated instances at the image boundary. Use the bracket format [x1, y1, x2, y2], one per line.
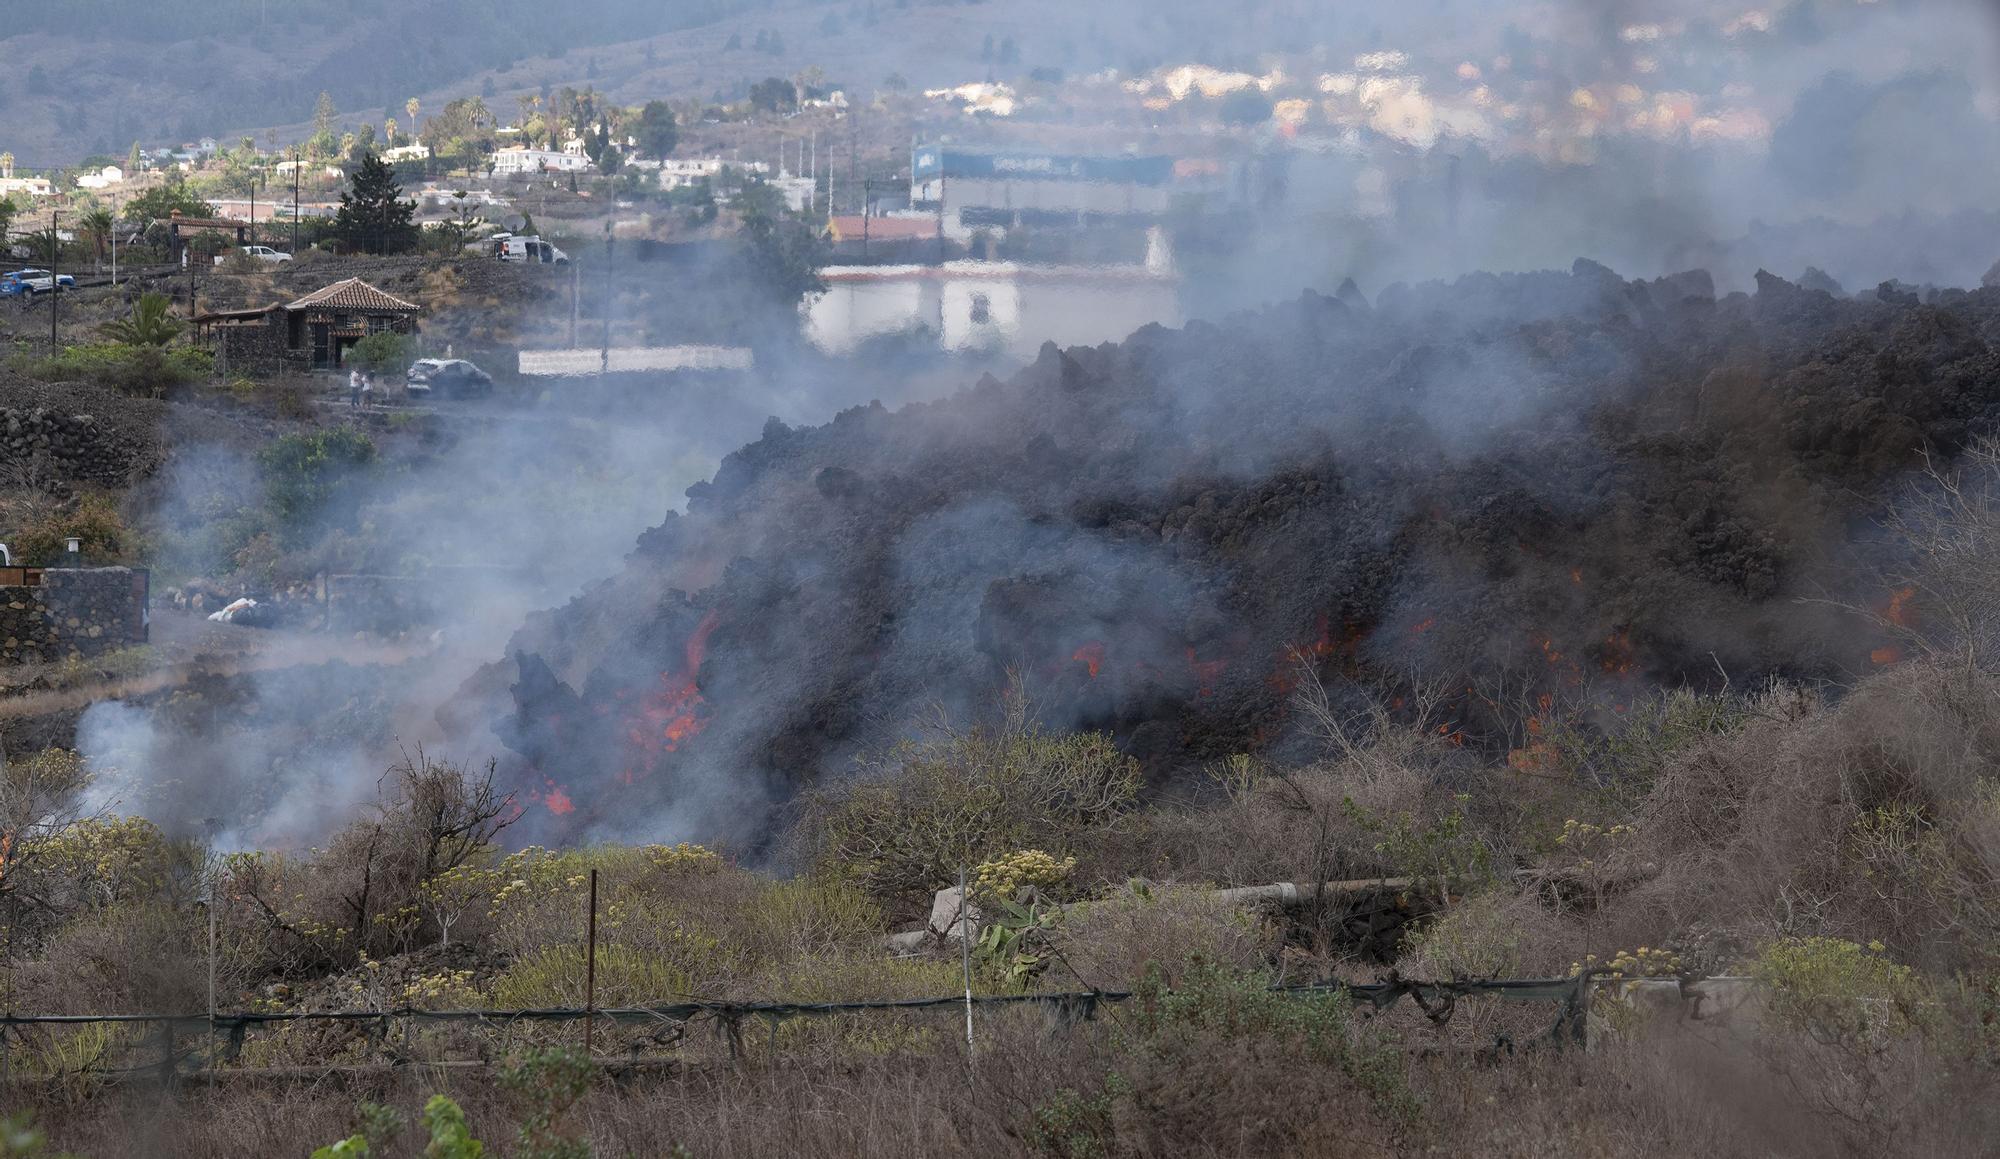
[455, 260, 2000, 846]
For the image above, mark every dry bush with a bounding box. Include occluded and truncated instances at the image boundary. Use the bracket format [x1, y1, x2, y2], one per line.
[1051, 882, 1275, 991]
[224, 751, 518, 972]
[803, 707, 1140, 912]
[13, 900, 207, 1015]
[1592, 662, 2000, 975]
[1395, 887, 1570, 982]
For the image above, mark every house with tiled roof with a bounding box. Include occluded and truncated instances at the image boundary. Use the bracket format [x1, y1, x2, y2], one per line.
[282, 279, 421, 369]
[194, 278, 422, 372]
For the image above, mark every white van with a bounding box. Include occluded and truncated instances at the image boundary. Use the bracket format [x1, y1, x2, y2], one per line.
[492, 234, 569, 264]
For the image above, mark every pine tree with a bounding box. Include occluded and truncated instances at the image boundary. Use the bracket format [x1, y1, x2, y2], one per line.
[332, 152, 418, 254]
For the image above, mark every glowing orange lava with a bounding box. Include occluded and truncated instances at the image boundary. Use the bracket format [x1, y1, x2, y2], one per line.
[1073, 641, 1106, 679]
[623, 609, 725, 782]
[543, 782, 575, 816]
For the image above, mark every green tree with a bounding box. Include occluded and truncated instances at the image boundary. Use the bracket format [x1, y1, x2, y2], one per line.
[122, 176, 216, 223]
[126, 140, 142, 173]
[0, 197, 14, 243]
[632, 100, 678, 158]
[309, 90, 340, 158]
[748, 76, 797, 115]
[332, 152, 419, 254]
[99, 292, 184, 346]
[259, 428, 378, 546]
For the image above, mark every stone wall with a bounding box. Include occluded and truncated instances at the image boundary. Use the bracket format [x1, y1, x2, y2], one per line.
[0, 568, 148, 666]
[210, 318, 308, 376]
[0, 408, 147, 487]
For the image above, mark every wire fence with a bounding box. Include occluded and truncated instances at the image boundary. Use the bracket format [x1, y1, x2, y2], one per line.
[0, 972, 1640, 1087]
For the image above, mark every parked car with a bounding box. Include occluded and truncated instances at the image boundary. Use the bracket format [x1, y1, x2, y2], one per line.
[215, 245, 294, 266]
[1, 269, 75, 296]
[405, 358, 494, 399]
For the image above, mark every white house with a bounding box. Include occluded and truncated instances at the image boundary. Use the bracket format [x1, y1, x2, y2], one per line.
[0, 176, 54, 198]
[381, 143, 431, 163]
[657, 158, 725, 190]
[74, 165, 124, 190]
[491, 147, 593, 176]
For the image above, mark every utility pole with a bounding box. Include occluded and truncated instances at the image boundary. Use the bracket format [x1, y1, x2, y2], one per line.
[600, 220, 612, 374]
[249, 166, 257, 248]
[49, 209, 59, 352]
[291, 148, 301, 255]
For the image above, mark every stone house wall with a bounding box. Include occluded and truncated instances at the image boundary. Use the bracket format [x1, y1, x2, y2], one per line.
[0, 568, 149, 665]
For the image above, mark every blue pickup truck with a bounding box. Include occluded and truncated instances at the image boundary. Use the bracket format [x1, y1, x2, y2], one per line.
[0, 269, 78, 297]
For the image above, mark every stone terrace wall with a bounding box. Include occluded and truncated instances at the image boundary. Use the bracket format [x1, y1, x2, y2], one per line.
[0, 568, 147, 665]
[0, 408, 150, 487]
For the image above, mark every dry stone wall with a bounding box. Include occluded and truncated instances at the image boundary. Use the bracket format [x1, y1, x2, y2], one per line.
[0, 408, 146, 487]
[0, 568, 147, 665]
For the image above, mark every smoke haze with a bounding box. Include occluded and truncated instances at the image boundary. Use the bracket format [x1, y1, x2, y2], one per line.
[56, 0, 2000, 852]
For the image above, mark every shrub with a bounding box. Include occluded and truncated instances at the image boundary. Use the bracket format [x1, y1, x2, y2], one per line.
[1028, 959, 1419, 1155]
[490, 943, 697, 1009]
[7, 491, 137, 566]
[809, 717, 1139, 908]
[347, 331, 413, 376]
[1053, 883, 1273, 991]
[24, 343, 210, 397]
[642, 842, 723, 876]
[742, 875, 881, 961]
[258, 427, 378, 546]
[971, 849, 1076, 904]
[1398, 889, 1559, 982]
[1752, 936, 1926, 1043]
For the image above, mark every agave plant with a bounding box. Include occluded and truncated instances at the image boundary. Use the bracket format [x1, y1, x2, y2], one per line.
[98, 292, 184, 347]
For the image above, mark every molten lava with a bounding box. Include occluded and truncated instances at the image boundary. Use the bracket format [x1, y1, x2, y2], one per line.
[1073, 641, 1106, 679]
[623, 610, 724, 781]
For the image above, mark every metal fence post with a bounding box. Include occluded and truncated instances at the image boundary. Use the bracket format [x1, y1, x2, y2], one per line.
[960, 867, 974, 1052]
[584, 868, 599, 1055]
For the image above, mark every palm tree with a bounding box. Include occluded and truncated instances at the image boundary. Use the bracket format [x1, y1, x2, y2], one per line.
[100, 293, 185, 347]
[78, 208, 113, 273]
[406, 97, 421, 132]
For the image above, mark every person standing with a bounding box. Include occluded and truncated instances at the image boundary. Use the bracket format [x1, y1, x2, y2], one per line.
[360, 371, 374, 408]
[348, 366, 362, 408]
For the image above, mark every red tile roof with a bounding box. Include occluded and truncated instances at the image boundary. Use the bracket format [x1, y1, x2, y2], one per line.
[285, 278, 421, 313]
